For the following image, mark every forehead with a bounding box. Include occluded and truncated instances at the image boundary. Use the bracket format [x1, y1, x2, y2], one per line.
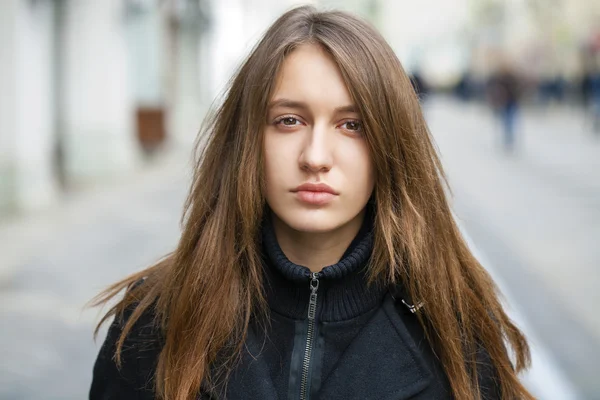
[270, 43, 353, 107]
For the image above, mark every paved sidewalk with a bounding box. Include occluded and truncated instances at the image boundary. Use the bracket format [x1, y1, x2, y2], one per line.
[427, 96, 600, 399]
[0, 151, 191, 399]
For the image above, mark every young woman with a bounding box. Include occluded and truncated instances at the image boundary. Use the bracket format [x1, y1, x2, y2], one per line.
[90, 6, 533, 400]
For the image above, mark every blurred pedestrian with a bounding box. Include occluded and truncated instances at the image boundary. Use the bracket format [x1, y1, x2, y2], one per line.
[89, 6, 533, 400]
[590, 70, 600, 134]
[581, 71, 593, 108]
[455, 71, 473, 101]
[487, 64, 522, 152]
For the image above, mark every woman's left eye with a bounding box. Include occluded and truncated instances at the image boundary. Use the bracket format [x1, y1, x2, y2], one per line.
[340, 120, 362, 132]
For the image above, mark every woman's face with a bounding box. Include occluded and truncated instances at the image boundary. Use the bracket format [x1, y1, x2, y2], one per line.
[263, 43, 375, 233]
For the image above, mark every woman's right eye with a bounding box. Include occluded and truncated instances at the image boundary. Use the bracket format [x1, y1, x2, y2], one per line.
[275, 116, 302, 127]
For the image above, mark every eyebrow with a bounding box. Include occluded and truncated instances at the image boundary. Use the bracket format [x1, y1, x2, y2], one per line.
[268, 98, 359, 114]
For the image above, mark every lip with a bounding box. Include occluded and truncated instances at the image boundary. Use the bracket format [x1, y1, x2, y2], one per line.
[291, 182, 338, 195]
[291, 182, 338, 206]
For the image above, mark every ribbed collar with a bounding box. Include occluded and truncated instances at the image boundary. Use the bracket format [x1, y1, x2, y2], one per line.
[261, 207, 387, 322]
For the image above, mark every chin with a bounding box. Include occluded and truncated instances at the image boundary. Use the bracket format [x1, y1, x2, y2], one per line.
[279, 209, 345, 234]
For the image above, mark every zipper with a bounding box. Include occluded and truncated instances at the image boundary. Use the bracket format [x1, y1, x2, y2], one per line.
[299, 272, 320, 400]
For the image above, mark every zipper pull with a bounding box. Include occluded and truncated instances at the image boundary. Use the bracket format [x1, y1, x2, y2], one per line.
[307, 272, 320, 320]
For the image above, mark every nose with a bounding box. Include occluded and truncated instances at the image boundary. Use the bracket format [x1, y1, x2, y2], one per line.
[298, 123, 333, 173]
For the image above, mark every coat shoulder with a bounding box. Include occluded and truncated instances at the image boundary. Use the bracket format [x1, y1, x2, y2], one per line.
[390, 293, 504, 400]
[89, 289, 162, 400]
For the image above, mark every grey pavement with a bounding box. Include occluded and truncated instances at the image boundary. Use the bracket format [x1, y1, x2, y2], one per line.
[0, 153, 190, 400]
[427, 96, 600, 399]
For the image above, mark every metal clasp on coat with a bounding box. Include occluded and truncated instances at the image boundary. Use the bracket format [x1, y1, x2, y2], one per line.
[401, 299, 424, 314]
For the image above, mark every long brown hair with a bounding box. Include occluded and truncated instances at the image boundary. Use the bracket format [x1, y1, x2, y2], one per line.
[91, 5, 532, 400]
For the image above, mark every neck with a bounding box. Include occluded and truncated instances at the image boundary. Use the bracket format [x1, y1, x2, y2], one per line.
[271, 209, 366, 273]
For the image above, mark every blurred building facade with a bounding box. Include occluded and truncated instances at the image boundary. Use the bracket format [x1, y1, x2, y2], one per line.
[0, 0, 310, 219]
[0, 0, 159, 218]
[466, 0, 600, 93]
[324, 0, 600, 95]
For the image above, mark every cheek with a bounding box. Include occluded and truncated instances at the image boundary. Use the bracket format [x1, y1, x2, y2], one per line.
[340, 142, 375, 194]
[263, 134, 293, 188]
[263, 134, 277, 172]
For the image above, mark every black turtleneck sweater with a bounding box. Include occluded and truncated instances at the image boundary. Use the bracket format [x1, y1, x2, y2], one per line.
[253, 209, 390, 399]
[90, 209, 501, 400]
[261, 207, 385, 321]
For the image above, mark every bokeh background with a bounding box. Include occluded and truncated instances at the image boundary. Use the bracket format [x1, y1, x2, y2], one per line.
[1, 0, 599, 399]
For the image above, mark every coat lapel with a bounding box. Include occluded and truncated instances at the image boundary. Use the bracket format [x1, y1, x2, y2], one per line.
[318, 295, 432, 400]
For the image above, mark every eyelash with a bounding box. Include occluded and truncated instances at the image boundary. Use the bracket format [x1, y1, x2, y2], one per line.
[273, 115, 303, 127]
[273, 115, 363, 133]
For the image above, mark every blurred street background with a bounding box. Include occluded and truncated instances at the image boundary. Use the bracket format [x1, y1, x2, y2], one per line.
[0, 0, 599, 399]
